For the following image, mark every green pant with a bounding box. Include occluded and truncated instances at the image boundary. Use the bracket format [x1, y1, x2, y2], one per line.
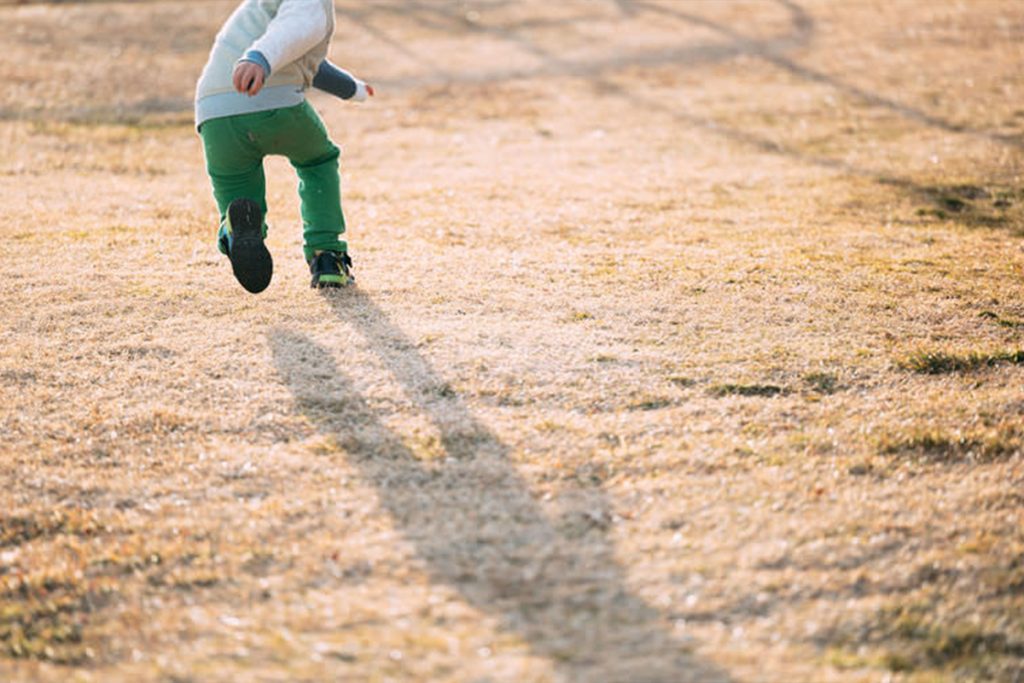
[200, 101, 347, 259]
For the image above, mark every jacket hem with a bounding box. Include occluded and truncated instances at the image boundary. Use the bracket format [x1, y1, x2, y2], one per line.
[195, 85, 306, 129]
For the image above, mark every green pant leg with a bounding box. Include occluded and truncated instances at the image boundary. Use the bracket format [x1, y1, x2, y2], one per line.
[254, 102, 347, 259]
[294, 149, 347, 259]
[199, 116, 268, 225]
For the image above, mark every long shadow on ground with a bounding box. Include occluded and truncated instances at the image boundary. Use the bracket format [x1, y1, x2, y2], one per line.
[269, 288, 733, 683]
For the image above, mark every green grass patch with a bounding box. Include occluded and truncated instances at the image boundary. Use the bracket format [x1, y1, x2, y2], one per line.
[876, 603, 1024, 673]
[897, 348, 1024, 374]
[627, 398, 673, 411]
[1, 510, 105, 547]
[877, 426, 1022, 463]
[0, 574, 114, 665]
[803, 371, 839, 394]
[708, 383, 787, 398]
[826, 600, 1024, 678]
[0, 531, 216, 666]
[914, 183, 1024, 230]
[979, 310, 1024, 329]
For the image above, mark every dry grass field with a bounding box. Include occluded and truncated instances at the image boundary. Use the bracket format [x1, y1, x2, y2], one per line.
[1, 1, 1023, 681]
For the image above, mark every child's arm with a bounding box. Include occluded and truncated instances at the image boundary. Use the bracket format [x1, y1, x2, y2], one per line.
[247, 0, 330, 78]
[233, 0, 330, 96]
[312, 61, 375, 102]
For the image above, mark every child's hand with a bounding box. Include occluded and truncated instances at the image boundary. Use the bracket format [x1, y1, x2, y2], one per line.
[351, 81, 374, 102]
[233, 61, 266, 97]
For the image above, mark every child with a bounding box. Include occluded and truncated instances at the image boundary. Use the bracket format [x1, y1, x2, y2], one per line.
[195, 0, 373, 293]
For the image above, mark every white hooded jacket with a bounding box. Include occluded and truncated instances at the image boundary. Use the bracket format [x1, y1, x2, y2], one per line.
[195, 0, 335, 126]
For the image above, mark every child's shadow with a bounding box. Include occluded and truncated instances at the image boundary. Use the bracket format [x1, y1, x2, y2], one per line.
[268, 288, 732, 683]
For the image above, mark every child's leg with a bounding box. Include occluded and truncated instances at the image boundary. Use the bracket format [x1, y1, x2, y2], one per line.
[257, 102, 348, 260]
[199, 116, 269, 229]
[199, 115, 275, 292]
[294, 151, 347, 260]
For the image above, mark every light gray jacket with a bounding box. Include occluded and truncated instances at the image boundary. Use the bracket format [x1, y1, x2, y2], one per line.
[195, 0, 335, 126]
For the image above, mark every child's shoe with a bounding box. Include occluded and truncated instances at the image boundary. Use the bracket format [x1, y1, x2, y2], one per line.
[222, 198, 273, 294]
[217, 218, 267, 255]
[308, 251, 353, 288]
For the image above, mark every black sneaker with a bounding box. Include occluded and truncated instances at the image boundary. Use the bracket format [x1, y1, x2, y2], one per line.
[224, 198, 273, 294]
[309, 251, 353, 288]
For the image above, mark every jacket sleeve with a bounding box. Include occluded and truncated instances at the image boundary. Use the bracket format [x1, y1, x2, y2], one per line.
[312, 61, 370, 101]
[246, 0, 330, 75]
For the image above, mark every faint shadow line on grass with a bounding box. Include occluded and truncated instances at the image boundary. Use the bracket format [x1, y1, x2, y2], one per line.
[627, 0, 1023, 151]
[344, 0, 1019, 151]
[342, 0, 1020, 229]
[441, 0, 1022, 215]
[268, 288, 734, 683]
[339, 0, 813, 89]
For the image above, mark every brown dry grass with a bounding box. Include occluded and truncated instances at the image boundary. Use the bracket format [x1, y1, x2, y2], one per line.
[1, 1, 1023, 681]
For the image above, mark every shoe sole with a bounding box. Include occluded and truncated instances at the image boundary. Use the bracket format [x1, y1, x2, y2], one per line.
[227, 199, 272, 294]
